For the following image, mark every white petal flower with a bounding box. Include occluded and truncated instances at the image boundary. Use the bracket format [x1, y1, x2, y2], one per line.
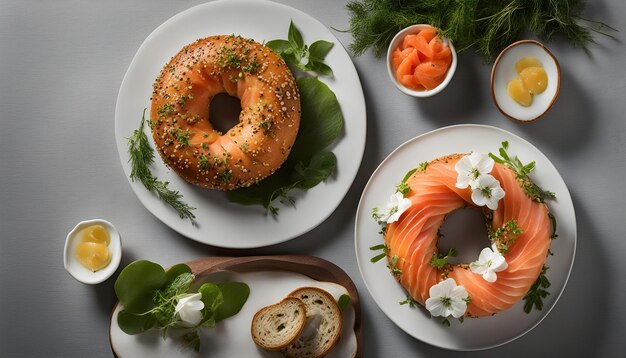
[425, 278, 469, 318]
[469, 245, 508, 283]
[470, 175, 505, 210]
[174, 292, 204, 326]
[455, 153, 495, 189]
[378, 192, 412, 224]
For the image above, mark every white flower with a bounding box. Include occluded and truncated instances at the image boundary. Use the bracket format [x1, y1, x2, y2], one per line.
[471, 175, 505, 210]
[174, 292, 204, 326]
[455, 153, 495, 189]
[424, 278, 469, 318]
[377, 192, 412, 224]
[469, 245, 508, 283]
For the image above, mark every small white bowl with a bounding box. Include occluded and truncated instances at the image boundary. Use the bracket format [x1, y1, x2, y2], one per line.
[491, 40, 560, 122]
[387, 24, 457, 97]
[63, 219, 122, 284]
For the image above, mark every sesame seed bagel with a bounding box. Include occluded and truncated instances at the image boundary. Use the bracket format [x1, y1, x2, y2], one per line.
[150, 35, 300, 190]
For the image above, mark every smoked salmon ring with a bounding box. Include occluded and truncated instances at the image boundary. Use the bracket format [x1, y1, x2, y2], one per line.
[384, 154, 552, 317]
[150, 35, 300, 190]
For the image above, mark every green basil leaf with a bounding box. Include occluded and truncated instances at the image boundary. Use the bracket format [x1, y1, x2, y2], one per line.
[290, 77, 343, 162]
[117, 309, 156, 335]
[288, 20, 304, 50]
[114, 260, 167, 314]
[265, 39, 292, 55]
[199, 282, 224, 314]
[309, 40, 334, 61]
[164, 263, 192, 287]
[309, 61, 333, 76]
[293, 151, 336, 189]
[214, 282, 250, 322]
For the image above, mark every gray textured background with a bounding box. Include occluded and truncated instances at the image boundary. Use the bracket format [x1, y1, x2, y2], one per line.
[1, 0, 625, 357]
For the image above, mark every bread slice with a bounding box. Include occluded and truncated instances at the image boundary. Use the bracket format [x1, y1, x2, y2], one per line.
[282, 287, 343, 358]
[251, 297, 307, 351]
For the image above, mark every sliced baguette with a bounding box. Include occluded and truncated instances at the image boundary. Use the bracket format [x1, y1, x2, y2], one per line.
[282, 287, 343, 358]
[251, 297, 307, 351]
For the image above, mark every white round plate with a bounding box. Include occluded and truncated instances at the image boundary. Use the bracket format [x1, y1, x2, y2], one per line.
[355, 124, 576, 350]
[114, 0, 366, 248]
[110, 271, 357, 357]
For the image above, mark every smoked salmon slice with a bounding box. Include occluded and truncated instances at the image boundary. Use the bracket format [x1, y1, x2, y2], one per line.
[384, 154, 551, 317]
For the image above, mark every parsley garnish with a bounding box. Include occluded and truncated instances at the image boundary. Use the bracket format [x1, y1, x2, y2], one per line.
[127, 109, 196, 224]
[489, 141, 556, 202]
[523, 265, 551, 313]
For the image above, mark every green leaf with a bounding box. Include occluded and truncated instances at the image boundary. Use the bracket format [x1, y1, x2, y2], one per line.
[338, 294, 351, 311]
[164, 264, 192, 287]
[290, 77, 343, 162]
[214, 282, 250, 322]
[402, 168, 418, 183]
[288, 20, 304, 50]
[370, 252, 386, 263]
[308, 40, 334, 60]
[293, 151, 337, 189]
[199, 282, 224, 314]
[117, 309, 157, 335]
[309, 61, 333, 76]
[114, 260, 167, 314]
[265, 39, 292, 55]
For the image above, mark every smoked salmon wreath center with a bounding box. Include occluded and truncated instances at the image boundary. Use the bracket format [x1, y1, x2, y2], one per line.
[150, 35, 300, 190]
[384, 154, 551, 317]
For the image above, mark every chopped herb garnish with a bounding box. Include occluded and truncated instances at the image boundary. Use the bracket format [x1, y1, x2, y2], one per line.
[399, 295, 419, 308]
[156, 103, 175, 116]
[523, 265, 551, 313]
[389, 255, 402, 275]
[396, 182, 410, 195]
[418, 162, 428, 172]
[429, 248, 458, 269]
[490, 219, 522, 254]
[219, 169, 232, 182]
[199, 155, 209, 170]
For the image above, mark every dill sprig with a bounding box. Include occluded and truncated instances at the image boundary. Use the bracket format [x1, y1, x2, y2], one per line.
[127, 109, 196, 224]
[346, 0, 617, 62]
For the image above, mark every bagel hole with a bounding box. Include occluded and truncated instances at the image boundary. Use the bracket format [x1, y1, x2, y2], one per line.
[438, 207, 490, 265]
[209, 93, 242, 133]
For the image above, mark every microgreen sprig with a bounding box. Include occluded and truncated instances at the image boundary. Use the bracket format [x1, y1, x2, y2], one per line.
[127, 109, 196, 224]
[266, 20, 334, 76]
[489, 141, 556, 203]
[430, 248, 458, 269]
